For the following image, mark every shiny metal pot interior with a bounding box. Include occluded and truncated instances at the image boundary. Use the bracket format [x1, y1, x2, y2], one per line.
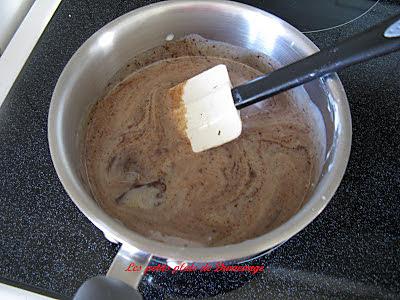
[48, 0, 351, 271]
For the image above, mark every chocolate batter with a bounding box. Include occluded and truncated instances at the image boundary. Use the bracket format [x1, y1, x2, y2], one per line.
[83, 35, 325, 246]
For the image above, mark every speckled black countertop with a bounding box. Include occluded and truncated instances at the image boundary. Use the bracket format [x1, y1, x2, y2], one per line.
[0, 1, 399, 299]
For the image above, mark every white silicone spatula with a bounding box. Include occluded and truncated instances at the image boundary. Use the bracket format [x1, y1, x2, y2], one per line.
[174, 64, 242, 153]
[170, 14, 400, 153]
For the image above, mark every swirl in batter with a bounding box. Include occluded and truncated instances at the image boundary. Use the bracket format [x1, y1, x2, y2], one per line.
[83, 36, 325, 246]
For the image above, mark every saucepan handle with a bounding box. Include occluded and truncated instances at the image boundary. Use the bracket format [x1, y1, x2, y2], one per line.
[107, 243, 153, 289]
[74, 244, 152, 300]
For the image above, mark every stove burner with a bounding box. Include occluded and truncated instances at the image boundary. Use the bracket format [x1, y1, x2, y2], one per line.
[243, 0, 380, 33]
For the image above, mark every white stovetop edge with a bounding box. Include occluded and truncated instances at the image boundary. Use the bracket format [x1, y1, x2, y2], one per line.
[0, 282, 55, 300]
[0, 0, 62, 109]
[0, 0, 61, 298]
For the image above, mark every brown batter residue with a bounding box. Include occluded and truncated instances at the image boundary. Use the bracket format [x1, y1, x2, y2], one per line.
[83, 35, 325, 246]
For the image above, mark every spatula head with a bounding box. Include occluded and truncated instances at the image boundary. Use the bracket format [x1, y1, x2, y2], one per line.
[170, 64, 242, 153]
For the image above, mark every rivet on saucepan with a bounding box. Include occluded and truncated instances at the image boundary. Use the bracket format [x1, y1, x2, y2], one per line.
[165, 33, 175, 41]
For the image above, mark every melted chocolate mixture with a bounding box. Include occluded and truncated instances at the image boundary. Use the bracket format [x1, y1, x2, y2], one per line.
[83, 35, 325, 246]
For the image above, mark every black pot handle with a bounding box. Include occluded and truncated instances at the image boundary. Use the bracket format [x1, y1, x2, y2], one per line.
[73, 276, 143, 300]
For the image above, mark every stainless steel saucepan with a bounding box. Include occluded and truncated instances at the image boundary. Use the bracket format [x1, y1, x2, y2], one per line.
[48, 0, 352, 289]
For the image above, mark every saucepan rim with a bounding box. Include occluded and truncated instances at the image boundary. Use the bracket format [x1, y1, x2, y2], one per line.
[48, 0, 352, 262]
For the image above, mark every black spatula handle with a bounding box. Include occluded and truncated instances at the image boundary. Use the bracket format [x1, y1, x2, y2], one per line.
[232, 14, 400, 109]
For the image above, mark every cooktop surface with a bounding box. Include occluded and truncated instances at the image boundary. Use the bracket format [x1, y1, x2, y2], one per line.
[0, 0, 399, 299]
